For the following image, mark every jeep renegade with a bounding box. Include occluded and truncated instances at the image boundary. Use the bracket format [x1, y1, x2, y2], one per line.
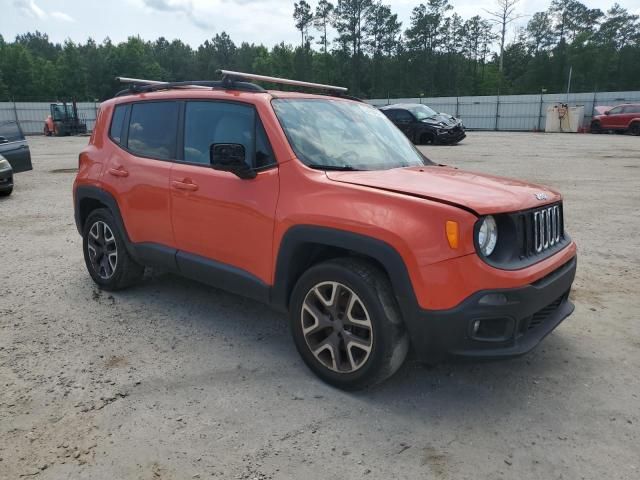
[73, 71, 577, 390]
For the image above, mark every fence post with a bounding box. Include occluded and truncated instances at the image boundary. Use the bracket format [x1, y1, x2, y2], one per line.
[538, 94, 544, 131]
[12, 99, 20, 130]
[494, 94, 500, 131]
[455, 96, 459, 118]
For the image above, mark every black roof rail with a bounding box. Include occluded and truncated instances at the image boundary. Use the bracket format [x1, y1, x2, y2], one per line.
[113, 78, 265, 98]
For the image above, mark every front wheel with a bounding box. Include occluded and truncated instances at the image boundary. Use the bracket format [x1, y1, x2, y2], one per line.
[289, 258, 409, 390]
[82, 208, 144, 290]
[590, 121, 602, 134]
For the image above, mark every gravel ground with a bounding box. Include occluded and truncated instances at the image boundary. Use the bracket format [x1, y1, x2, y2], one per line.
[1, 132, 638, 480]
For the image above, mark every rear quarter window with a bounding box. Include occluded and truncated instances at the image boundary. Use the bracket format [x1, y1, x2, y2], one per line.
[109, 105, 127, 144]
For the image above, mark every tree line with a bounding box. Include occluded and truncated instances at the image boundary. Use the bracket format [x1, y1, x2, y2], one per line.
[0, 0, 639, 102]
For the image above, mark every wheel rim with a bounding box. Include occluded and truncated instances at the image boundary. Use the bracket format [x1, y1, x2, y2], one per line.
[301, 281, 373, 373]
[87, 221, 118, 280]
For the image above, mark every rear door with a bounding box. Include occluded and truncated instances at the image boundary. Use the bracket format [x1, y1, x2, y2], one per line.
[0, 121, 32, 173]
[106, 101, 177, 248]
[170, 100, 279, 288]
[621, 105, 640, 127]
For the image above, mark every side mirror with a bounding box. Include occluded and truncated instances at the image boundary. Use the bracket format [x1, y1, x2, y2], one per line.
[0, 136, 8, 144]
[210, 143, 256, 180]
[604, 110, 610, 115]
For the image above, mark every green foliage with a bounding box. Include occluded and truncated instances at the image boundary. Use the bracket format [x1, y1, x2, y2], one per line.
[0, 1, 638, 101]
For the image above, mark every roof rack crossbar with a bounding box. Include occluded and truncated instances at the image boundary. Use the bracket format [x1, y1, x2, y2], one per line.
[217, 70, 348, 93]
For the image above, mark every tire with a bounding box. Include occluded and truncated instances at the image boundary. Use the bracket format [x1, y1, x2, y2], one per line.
[419, 132, 436, 145]
[0, 187, 12, 197]
[289, 257, 409, 390]
[82, 208, 144, 290]
[590, 121, 601, 134]
[629, 122, 640, 136]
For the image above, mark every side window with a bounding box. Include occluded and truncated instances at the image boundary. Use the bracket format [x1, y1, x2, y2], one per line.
[109, 105, 127, 144]
[127, 102, 179, 160]
[608, 106, 622, 115]
[184, 101, 275, 168]
[396, 110, 413, 123]
[623, 105, 640, 114]
[382, 110, 397, 121]
[0, 121, 24, 142]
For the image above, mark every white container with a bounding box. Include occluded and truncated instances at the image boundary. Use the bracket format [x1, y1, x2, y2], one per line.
[545, 104, 585, 132]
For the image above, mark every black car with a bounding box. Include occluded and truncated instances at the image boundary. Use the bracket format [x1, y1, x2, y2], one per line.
[380, 103, 466, 145]
[0, 121, 33, 196]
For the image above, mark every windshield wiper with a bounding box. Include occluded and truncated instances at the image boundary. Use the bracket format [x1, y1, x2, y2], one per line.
[307, 164, 360, 171]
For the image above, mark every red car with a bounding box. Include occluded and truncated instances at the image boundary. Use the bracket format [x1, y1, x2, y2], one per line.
[591, 104, 640, 135]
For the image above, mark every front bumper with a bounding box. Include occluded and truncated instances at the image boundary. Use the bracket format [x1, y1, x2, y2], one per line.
[0, 167, 13, 191]
[436, 127, 466, 144]
[405, 256, 577, 363]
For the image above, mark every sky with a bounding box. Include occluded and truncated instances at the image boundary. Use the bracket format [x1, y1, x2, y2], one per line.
[3, 0, 640, 48]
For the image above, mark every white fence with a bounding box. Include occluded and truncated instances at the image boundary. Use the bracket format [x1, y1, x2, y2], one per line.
[2, 90, 640, 134]
[366, 90, 640, 131]
[0, 102, 100, 135]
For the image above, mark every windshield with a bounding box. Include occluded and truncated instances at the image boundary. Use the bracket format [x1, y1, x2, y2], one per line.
[407, 104, 438, 120]
[272, 99, 429, 171]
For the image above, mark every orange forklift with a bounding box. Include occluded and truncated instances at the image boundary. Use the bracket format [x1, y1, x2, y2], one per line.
[44, 100, 88, 136]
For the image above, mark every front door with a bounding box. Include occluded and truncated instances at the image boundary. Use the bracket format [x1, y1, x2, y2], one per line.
[170, 100, 279, 288]
[0, 121, 32, 173]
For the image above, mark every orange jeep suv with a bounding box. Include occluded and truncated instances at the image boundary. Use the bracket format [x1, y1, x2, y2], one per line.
[73, 71, 577, 389]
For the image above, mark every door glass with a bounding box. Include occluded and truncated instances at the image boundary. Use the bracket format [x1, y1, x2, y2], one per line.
[127, 102, 179, 160]
[184, 102, 276, 168]
[0, 121, 24, 142]
[396, 111, 413, 123]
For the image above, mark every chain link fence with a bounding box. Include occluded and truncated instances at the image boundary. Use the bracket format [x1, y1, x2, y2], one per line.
[366, 91, 640, 131]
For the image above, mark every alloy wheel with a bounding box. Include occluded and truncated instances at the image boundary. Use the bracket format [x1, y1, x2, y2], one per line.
[87, 220, 118, 279]
[301, 281, 373, 373]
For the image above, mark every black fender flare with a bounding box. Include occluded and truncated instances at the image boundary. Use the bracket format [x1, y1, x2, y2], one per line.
[271, 225, 420, 321]
[74, 185, 129, 239]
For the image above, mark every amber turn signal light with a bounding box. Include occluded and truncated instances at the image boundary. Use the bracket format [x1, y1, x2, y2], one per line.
[446, 221, 459, 249]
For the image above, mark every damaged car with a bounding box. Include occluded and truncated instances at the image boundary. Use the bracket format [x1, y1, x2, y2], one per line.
[380, 103, 466, 145]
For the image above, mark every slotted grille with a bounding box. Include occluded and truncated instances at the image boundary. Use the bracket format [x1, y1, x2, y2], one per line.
[520, 203, 564, 258]
[528, 295, 565, 331]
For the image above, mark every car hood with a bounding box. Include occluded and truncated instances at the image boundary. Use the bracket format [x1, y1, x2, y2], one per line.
[593, 105, 612, 115]
[325, 166, 561, 215]
[421, 113, 459, 127]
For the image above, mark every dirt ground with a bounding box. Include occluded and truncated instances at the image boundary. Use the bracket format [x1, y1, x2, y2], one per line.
[1, 132, 638, 480]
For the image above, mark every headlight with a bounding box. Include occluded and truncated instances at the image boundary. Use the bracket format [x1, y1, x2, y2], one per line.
[478, 215, 498, 256]
[0, 158, 11, 171]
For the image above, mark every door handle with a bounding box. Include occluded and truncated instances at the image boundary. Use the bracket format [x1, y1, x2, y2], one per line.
[108, 166, 129, 177]
[171, 180, 199, 191]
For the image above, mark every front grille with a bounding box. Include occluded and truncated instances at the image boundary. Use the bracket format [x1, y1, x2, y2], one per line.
[519, 203, 564, 258]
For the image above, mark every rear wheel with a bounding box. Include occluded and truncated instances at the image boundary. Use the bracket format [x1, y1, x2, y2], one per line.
[289, 258, 409, 390]
[629, 122, 640, 136]
[82, 208, 144, 290]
